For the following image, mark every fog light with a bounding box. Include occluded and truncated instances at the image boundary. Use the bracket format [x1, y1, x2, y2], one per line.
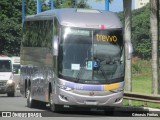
[59, 94, 68, 101]
[115, 97, 122, 103]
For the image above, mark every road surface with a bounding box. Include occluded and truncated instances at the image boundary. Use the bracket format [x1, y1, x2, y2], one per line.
[0, 94, 159, 120]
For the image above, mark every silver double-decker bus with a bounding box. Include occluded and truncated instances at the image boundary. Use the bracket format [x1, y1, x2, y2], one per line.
[20, 8, 132, 112]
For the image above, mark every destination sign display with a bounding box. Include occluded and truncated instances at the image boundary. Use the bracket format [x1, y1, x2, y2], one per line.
[94, 30, 123, 45]
[96, 34, 118, 42]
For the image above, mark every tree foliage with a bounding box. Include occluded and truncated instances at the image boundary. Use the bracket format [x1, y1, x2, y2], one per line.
[0, 0, 49, 56]
[118, 3, 158, 59]
[0, 0, 90, 56]
[131, 4, 151, 59]
[0, 0, 22, 56]
[47, 0, 90, 9]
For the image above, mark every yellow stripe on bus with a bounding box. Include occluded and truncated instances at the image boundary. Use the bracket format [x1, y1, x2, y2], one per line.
[104, 83, 119, 91]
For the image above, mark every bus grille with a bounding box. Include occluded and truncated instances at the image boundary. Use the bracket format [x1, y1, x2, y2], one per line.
[72, 90, 113, 96]
[0, 81, 7, 86]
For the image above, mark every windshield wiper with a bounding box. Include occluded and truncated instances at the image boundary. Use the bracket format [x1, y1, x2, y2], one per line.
[76, 57, 108, 81]
[75, 57, 120, 83]
[75, 67, 85, 83]
[93, 58, 107, 80]
[75, 58, 88, 83]
[94, 57, 121, 80]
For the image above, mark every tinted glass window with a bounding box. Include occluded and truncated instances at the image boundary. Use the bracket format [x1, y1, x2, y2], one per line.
[58, 27, 124, 84]
[0, 60, 12, 72]
[22, 20, 53, 47]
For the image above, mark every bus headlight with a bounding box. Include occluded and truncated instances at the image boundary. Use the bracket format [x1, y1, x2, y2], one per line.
[58, 84, 72, 91]
[7, 80, 14, 84]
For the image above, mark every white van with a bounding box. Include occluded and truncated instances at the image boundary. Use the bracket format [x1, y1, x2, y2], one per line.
[0, 56, 15, 97]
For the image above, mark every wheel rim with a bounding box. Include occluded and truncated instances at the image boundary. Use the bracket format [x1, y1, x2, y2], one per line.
[50, 93, 56, 111]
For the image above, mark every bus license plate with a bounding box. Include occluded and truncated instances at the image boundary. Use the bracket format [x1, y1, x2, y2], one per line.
[85, 101, 97, 105]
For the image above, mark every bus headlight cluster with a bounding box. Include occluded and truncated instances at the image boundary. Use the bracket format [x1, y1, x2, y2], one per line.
[58, 84, 72, 91]
[110, 88, 124, 93]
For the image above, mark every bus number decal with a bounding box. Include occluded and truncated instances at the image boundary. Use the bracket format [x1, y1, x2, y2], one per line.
[74, 84, 83, 90]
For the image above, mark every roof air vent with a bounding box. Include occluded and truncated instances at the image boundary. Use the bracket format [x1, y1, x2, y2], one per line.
[76, 9, 101, 13]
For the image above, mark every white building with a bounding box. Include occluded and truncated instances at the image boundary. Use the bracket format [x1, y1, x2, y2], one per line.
[135, 0, 149, 9]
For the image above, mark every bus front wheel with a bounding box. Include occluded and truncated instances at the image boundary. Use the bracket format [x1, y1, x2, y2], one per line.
[49, 93, 61, 112]
[27, 87, 36, 108]
[7, 92, 15, 97]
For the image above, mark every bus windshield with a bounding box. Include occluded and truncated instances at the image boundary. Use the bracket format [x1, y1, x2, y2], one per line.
[0, 60, 12, 72]
[58, 27, 124, 84]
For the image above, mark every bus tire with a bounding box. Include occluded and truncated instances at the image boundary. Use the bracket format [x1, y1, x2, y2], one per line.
[49, 93, 60, 112]
[27, 87, 36, 108]
[7, 92, 15, 97]
[25, 80, 27, 98]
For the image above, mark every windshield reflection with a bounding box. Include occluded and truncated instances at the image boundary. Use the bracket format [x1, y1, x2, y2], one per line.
[58, 27, 124, 84]
[0, 60, 12, 72]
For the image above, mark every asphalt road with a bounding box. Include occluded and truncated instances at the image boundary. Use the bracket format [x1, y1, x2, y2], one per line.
[0, 94, 159, 120]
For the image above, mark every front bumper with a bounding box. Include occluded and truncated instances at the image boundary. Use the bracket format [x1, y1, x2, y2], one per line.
[0, 83, 15, 94]
[53, 87, 123, 108]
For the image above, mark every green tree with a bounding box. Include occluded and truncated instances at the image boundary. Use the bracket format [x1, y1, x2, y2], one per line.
[48, 0, 90, 9]
[76, 0, 90, 8]
[131, 4, 150, 59]
[25, 0, 48, 14]
[0, 0, 48, 56]
[117, 4, 152, 59]
[0, 0, 22, 56]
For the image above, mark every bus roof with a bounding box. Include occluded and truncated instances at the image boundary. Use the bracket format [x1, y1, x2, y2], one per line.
[25, 8, 122, 29]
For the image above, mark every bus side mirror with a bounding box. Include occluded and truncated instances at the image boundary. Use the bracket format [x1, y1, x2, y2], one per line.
[53, 36, 59, 56]
[125, 41, 133, 60]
